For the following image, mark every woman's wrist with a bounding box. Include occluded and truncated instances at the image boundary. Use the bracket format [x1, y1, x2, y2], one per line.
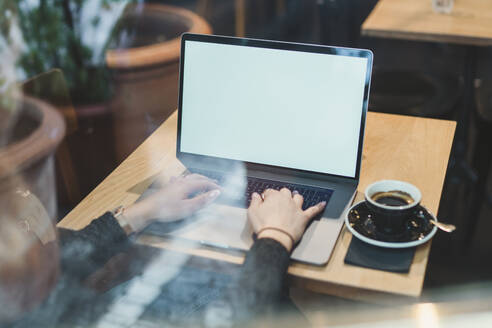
[257, 229, 294, 252]
[115, 203, 153, 234]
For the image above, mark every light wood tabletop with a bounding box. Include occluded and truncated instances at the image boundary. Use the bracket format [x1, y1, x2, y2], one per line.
[58, 111, 455, 298]
[362, 0, 492, 46]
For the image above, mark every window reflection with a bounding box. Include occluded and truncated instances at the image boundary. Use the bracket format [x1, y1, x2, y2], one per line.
[1, 0, 492, 327]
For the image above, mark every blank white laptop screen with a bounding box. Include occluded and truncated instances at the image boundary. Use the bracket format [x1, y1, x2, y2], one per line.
[180, 40, 368, 178]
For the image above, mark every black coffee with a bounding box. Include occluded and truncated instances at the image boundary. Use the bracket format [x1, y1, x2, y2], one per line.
[371, 191, 414, 206]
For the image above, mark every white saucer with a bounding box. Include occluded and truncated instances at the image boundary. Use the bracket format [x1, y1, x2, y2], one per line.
[344, 200, 438, 249]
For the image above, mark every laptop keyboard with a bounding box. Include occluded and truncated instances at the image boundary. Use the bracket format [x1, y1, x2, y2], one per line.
[189, 170, 333, 211]
[245, 176, 333, 210]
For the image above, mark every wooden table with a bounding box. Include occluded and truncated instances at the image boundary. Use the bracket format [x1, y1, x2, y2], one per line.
[362, 0, 492, 46]
[58, 111, 455, 299]
[362, 0, 492, 247]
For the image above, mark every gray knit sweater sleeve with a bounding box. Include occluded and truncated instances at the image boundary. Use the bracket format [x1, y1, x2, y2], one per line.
[222, 237, 291, 324]
[57, 212, 129, 280]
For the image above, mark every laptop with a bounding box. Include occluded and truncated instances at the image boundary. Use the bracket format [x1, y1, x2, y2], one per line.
[145, 33, 373, 266]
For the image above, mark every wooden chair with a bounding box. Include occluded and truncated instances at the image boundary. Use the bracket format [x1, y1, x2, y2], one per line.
[196, 0, 286, 37]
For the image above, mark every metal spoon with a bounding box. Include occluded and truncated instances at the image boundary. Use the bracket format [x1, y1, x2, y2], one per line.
[429, 219, 456, 233]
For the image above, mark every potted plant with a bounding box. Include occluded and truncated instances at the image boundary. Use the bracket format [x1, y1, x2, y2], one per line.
[12, 0, 213, 197]
[1, 1, 65, 215]
[0, 5, 64, 320]
[13, 0, 129, 200]
[105, 3, 212, 161]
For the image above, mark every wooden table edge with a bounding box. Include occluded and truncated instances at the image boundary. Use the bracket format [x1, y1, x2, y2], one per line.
[361, 27, 492, 47]
[136, 221, 430, 298]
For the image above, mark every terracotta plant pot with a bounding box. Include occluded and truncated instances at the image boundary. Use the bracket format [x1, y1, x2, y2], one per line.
[106, 4, 212, 161]
[0, 96, 65, 321]
[0, 96, 65, 217]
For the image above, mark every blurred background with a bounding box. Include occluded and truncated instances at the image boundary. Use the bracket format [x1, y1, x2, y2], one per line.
[1, 0, 492, 325]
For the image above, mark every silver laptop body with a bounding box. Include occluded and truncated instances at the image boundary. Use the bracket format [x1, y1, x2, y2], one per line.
[148, 34, 373, 266]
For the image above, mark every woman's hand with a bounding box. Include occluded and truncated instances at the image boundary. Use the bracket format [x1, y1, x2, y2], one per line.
[122, 174, 221, 233]
[247, 188, 326, 252]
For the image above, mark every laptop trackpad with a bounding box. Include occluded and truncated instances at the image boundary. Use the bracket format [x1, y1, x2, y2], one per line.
[155, 204, 254, 251]
[291, 218, 344, 266]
